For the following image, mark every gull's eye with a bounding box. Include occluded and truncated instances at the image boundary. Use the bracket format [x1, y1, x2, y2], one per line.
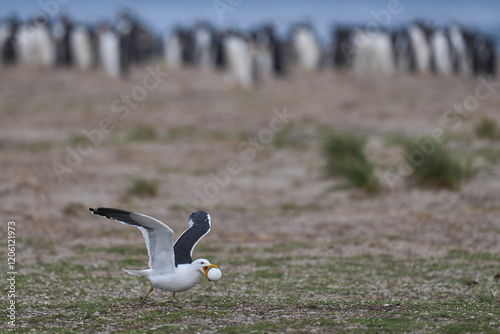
[200, 261, 205, 264]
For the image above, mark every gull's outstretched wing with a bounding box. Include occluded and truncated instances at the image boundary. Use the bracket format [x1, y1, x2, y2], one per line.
[89, 207, 176, 273]
[173, 211, 211, 265]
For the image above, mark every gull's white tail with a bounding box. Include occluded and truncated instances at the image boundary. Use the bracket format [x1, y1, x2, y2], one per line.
[124, 269, 150, 277]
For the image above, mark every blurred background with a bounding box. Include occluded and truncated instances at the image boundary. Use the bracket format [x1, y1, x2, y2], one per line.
[0, 0, 498, 81]
[1, 0, 499, 246]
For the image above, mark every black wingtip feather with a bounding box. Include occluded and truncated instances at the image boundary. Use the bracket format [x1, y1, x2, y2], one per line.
[89, 207, 149, 230]
[89, 207, 133, 216]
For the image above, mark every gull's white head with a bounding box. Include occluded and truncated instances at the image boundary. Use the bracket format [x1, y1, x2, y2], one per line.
[192, 258, 219, 282]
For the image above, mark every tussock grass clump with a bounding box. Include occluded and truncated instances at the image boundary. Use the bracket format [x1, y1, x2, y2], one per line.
[62, 202, 86, 216]
[403, 139, 474, 190]
[165, 125, 196, 141]
[69, 134, 89, 146]
[125, 125, 157, 141]
[475, 290, 499, 306]
[475, 117, 500, 139]
[273, 124, 296, 149]
[321, 131, 379, 192]
[126, 177, 159, 197]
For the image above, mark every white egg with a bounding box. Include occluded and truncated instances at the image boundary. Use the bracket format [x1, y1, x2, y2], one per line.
[207, 268, 222, 281]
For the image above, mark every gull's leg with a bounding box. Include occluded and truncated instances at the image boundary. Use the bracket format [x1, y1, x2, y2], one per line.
[140, 285, 154, 303]
[172, 292, 180, 302]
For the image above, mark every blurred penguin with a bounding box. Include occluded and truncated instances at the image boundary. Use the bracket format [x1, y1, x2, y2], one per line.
[408, 22, 432, 74]
[17, 17, 56, 69]
[164, 27, 183, 70]
[98, 23, 122, 79]
[472, 34, 496, 77]
[251, 24, 287, 79]
[448, 24, 472, 77]
[224, 31, 255, 89]
[71, 25, 94, 71]
[193, 21, 215, 72]
[213, 30, 227, 70]
[430, 29, 453, 75]
[291, 23, 322, 71]
[353, 29, 394, 75]
[392, 27, 415, 73]
[0, 18, 19, 66]
[53, 15, 73, 67]
[251, 26, 273, 79]
[332, 26, 355, 69]
[115, 9, 136, 77]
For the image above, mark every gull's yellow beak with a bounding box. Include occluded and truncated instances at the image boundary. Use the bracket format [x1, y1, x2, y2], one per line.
[203, 264, 218, 282]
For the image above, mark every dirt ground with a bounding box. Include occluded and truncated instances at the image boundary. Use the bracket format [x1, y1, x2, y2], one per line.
[1, 64, 500, 332]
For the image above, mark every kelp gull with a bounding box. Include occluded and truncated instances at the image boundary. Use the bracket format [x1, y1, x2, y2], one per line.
[89, 208, 221, 302]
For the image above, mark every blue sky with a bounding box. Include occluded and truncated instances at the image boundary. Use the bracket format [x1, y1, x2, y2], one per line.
[2, 0, 499, 39]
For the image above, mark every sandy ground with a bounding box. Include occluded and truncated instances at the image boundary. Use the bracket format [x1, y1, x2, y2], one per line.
[2, 64, 500, 258]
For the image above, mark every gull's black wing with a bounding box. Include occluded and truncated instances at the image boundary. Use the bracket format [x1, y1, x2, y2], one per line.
[173, 211, 211, 265]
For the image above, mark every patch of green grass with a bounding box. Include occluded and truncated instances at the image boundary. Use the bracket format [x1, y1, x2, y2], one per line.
[447, 249, 500, 262]
[165, 125, 196, 141]
[119, 258, 146, 267]
[279, 202, 322, 212]
[16, 237, 57, 253]
[168, 202, 195, 213]
[156, 166, 184, 174]
[348, 316, 425, 332]
[385, 134, 413, 147]
[5, 140, 55, 152]
[10, 242, 500, 333]
[36, 260, 89, 275]
[196, 244, 224, 254]
[163, 126, 242, 143]
[63, 202, 86, 216]
[72, 243, 147, 256]
[253, 269, 286, 279]
[126, 177, 159, 197]
[273, 124, 295, 149]
[280, 202, 299, 211]
[69, 134, 89, 146]
[263, 241, 317, 253]
[203, 130, 231, 141]
[403, 139, 475, 190]
[273, 123, 316, 149]
[321, 130, 379, 192]
[475, 146, 500, 163]
[220, 320, 299, 333]
[475, 117, 500, 139]
[125, 125, 157, 141]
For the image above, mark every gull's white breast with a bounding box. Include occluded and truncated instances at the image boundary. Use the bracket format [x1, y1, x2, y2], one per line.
[149, 264, 203, 292]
